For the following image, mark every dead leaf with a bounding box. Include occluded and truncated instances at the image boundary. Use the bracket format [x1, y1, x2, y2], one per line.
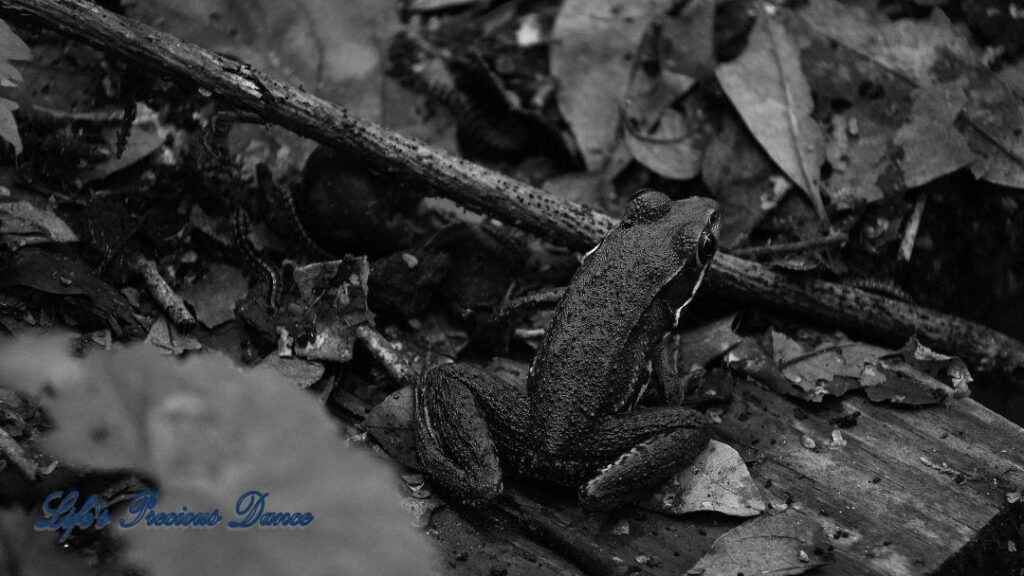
[145, 316, 202, 356]
[551, 0, 672, 170]
[771, 330, 971, 404]
[701, 113, 781, 248]
[642, 440, 765, 517]
[83, 104, 169, 182]
[621, 19, 697, 131]
[960, 69, 1024, 189]
[797, 0, 975, 86]
[895, 80, 975, 188]
[0, 248, 143, 338]
[0, 18, 29, 153]
[364, 385, 421, 470]
[179, 263, 247, 328]
[717, 11, 827, 220]
[822, 115, 889, 209]
[625, 107, 707, 180]
[687, 511, 831, 575]
[259, 354, 326, 390]
[289, 257, 373, 363]
[797, 1, 1024, 190]
[674, 314, 743, 371]
[659, 0, 716, 79]
[0, 200, 78, 250]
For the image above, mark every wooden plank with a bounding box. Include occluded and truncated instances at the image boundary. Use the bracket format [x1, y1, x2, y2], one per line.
[717, 380, 1024, 575]
[427, 379, 1024, 576]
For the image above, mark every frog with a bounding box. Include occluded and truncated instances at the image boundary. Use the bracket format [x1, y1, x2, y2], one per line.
[414, 190, 720, 510]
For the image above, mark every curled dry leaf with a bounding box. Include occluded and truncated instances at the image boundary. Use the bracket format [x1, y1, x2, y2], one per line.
[716, 10, 827, 220]
[687, 511, 831, 576]
[642, 440, 765, 517]
[620, 8, 711, 180]
[625, 107, 707, 180]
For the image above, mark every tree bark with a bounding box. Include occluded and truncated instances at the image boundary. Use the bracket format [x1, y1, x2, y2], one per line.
[2, 0, 1022, 376]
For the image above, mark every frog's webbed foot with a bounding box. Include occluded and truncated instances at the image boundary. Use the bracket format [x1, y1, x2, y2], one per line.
[415, 363, 529, 505]
[577, 407, 711, 510]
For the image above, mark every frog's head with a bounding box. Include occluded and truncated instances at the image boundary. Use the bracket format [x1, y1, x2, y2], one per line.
[618, 189, 719, 326]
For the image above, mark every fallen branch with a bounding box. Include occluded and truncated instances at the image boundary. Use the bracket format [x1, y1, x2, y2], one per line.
[2, 0, 1022, 376]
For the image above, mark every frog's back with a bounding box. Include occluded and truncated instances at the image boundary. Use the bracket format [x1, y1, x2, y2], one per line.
[527, 194, 718, 457]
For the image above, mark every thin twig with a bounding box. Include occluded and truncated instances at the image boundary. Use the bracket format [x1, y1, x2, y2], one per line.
[729, 232, 848, 258]
[129, 253, 196, 330]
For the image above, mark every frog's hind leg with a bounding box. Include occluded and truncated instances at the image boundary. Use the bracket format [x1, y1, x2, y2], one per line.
[577, 407, 710, 510]
[415, 363, 529, 504]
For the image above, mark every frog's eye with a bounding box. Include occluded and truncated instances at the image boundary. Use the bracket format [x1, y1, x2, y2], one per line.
[623, 189, 671, 226]
[696, 228, 717, 266]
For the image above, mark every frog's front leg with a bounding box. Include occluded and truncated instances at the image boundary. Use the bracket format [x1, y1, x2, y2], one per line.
[577, 407, 711, 510]
[415, 363, 530, 504]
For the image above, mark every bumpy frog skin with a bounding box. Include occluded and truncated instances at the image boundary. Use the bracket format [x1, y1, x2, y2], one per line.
[415, 190, 720, 509]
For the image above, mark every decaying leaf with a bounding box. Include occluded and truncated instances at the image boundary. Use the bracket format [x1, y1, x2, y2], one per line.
[797, 0, 975, 87]
[0, 18, 30, 153]
[701, 113, 782, 248]
[673, 314, 744, 371]
[259, 353, 326, 390]
[687, 511, 831, 576]
[894, 80, 975, 188]
[642, 440, 765, 517]
[960, 69, 1024, 190]
[83, 104, 169, 182]
[624, 107, 707, 180]
[658, 0, 716, 79]
[179, 263, 247, 328]
[551, 0, 672, 169]
[145, 315, 202, 356]
[0, 200, 78, 251]
[0, 247, 143, 338]
[771, 330, 971, 404]
[717, 10, 827, 220]
[364, 385, 421, 470]
[289, 257, 373, 363]
[798, 0, 1024, 190]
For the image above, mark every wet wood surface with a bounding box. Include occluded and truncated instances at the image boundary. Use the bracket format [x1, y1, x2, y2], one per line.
[429, 378, 1024, 576]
